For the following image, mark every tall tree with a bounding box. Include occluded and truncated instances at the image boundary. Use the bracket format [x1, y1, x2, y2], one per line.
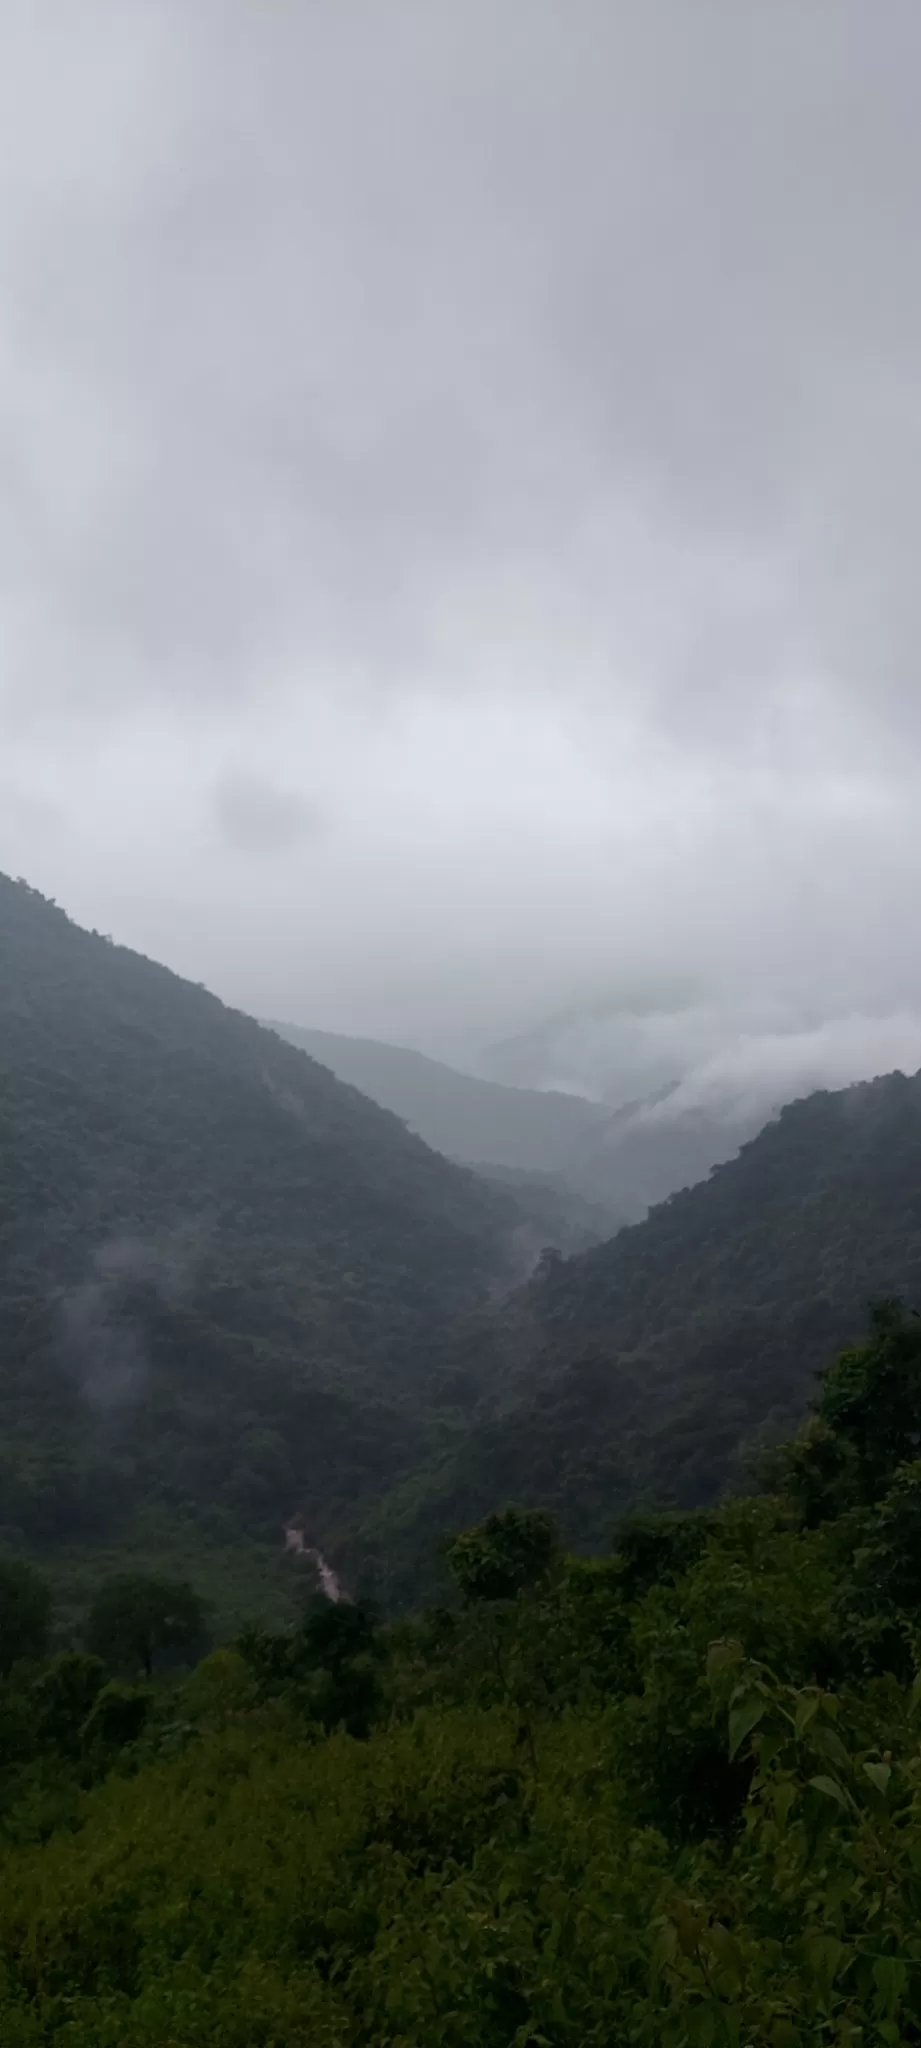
[86, 1574, 207, 1678]
[0, 1560, 51, 1673]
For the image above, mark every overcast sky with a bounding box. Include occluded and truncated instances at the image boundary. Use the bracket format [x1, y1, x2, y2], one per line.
[4, 2, 921, 1107]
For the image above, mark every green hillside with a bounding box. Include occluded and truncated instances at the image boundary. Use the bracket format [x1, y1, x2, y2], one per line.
[361, 1069, 921, 1599]
[0, 876, 527, 1624]
[4, 1309, 921, 2042]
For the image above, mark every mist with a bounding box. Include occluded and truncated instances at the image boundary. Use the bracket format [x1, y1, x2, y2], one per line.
[56, 1229, 204, 1416]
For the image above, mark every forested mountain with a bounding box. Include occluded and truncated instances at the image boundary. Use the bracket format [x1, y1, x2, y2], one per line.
[269, 1019, 757, 1220]
[362, 1068, 921, 1598]
[565, 1087, 766, 1216]
[267, 1022, 610, 1174]
[0, 875, 530, 1621]
[465, 1162, 615, 1255]
[7, 870, 921, 1631]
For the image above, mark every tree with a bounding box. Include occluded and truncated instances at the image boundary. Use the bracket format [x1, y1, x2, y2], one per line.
[444, 1509, 561, 1774]
[784, 1301, 921, 1524]
[613, 1508, 718, 1602]
[86, 1574, 207, 1678]
[32, 1652, 105, 1756]
[819, 1298, 921, 1498]
[80, 1680, 152, 1760]
[445, 1507, 559, 1605]
[0, 1560, 51, 1673]
[298, 1600, 382, 1739]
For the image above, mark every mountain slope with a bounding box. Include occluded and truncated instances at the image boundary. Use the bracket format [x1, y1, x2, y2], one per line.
[564, 1088, 767, 1216]
[268, 1020, 762, 1223]
[0, 876, 528, 1618]
[465, 1162, 615, 1254]
[360, 1069, 921, 1598]
[267, 1021, 609, 1173]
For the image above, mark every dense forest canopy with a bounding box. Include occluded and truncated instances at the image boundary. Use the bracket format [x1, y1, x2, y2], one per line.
[3, 1308, 921, 2041]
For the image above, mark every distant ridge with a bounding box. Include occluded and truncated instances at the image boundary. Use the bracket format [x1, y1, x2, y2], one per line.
[358, 1064, 921, 1599]
[265, 1022, 609, 1173]
[268, 1020, 764, 1222]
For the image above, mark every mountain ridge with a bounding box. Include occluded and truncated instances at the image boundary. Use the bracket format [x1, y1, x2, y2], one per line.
[355, 1065, 921, 1599]
[268, 1018, 762, 1221]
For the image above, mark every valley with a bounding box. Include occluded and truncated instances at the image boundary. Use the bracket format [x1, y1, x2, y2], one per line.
[4, 871, 921, 2043]
[3, 870, 919, 1621]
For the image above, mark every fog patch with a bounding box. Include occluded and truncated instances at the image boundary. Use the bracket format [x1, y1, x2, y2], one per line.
[484, 1003, 921, 1128]
[632, 1013, 921, 1127]
[55, 1224, 206, 1415]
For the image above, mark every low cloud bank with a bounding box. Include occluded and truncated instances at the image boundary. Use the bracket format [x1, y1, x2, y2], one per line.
[488, 1008, 921, 1129]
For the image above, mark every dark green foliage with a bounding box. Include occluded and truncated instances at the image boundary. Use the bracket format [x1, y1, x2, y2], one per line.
[239, 1598, 383, 1738]
[6, 1311, 921, 2038]
[445, 1505, 559, 1603]
[299, 1599, 383, 1738]
[32, 1655, 106, 1756]
[300, 1597, 377, 1669]
[613, 1505, 719, 1601]
[815, 1296, 921, 1502]
[0, 1561, 51, 1673]
[79, 1680, 153, 1761]
[86, 1574, 207, 1677]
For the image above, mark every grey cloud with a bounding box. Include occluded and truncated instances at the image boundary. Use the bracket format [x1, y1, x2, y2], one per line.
[2, 4, 921, 1112]
[1, 1, 918, 731]
[636, 1015, 921, 1129]
[214, 771, 323, 856]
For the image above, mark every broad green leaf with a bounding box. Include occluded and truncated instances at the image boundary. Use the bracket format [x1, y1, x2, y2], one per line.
[809, 1774, 849, 1809]
[794, 1693, 820, 1738]
[672, 1898, 706, 1957]
[729, 1692, 767, 1759]
[686, 2002, 718, 2048]
[863, 1760, 892, 1795]
[813, 1726, 852, 1771]
[710, 1920, 743, 1981]
[803, 1934, 845, 1988]
[873, 1956, 907, 2011]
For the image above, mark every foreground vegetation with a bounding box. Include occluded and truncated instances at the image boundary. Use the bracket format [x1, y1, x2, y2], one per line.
[3, 1303, 921, 2042]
